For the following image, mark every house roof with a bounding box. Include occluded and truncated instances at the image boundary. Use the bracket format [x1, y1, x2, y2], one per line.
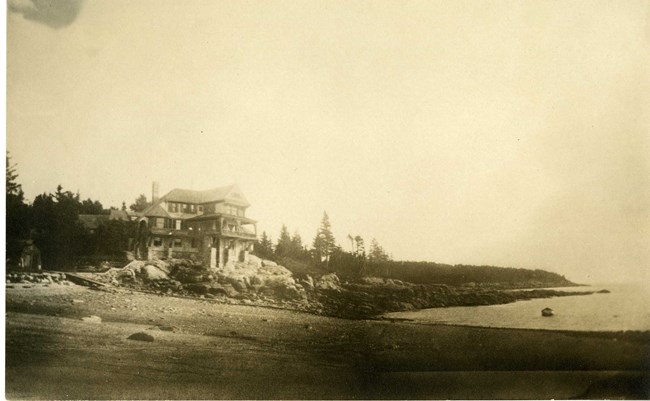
[78, 214, 109, 230]
[108, 209, 131, 221]
[142, 203, 171, 218]
[161, 185, 250, 207]
[142, 184, 251, 219]
[127, 210, 143, 218]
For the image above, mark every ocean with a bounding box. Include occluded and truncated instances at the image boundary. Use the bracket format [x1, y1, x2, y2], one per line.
[384, 283, 650, 332]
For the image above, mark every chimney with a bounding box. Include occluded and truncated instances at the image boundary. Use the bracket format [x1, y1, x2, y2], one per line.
[152, 181, 159, 203]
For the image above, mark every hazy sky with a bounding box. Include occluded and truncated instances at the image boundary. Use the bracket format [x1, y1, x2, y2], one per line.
[7, 0, 649, 283]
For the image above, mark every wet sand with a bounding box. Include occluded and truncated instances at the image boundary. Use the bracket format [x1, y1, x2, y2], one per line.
[6, 284, 650, 399]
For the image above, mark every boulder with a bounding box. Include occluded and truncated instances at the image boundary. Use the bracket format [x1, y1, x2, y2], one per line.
[315, 273, 342, 291]
[185, 283, 210, 295]
[208, 284, 228, 296]
[128, 332, 154, 342]
[303, 275, 315, 289]
[81, 315, 102, 323]
[220, 283, 239, 297]
[229, 277, 249, 292]
[116, 269, 136, 282]
[141, 265, 169, 281]
[247, 254, 263, 268]
[261, 259, 278, 267]
[541, 307, 554, 317]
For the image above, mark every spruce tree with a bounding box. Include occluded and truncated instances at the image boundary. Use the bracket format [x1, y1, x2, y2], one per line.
[6, 153, 30, 261]
[275, 225, 292, 258]
[255, 231, 274, 260]
[312, 211, 336, 268]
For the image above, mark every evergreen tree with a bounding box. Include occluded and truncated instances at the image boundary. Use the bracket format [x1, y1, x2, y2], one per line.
[53, 185, 85, 267]
[79, 198, 104, 214]
[312, 211, 336, 268]
[275, 224, 292, 258]
[6, 153, 31, 262]
[289, 231, 309, 260]
[354, 235, 366, 259]
[368, 238, 390, 262]
[254, 231, 274, 260]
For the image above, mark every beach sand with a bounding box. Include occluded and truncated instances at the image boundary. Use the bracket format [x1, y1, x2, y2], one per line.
[6, 284, 649, 399]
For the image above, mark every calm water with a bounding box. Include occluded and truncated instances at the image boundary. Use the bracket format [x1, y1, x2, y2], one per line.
[385, 283, 650, 332]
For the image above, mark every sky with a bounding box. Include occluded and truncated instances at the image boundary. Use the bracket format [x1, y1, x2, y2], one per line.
[6, 0, 650, 283]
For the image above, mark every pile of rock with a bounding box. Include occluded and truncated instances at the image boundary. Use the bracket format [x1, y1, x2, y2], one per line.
[6, 272, 69, 285]
[209, 256, 309, 301]
[96, 257, 315, 305]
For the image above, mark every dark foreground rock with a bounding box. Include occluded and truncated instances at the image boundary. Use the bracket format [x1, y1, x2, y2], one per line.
[127, 332, 154, 342]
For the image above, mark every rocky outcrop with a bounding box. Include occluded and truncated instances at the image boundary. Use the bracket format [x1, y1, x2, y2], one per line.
[315, 277, 596, 319]
[213, 260, 306, 300]
[315, 273, 342, 291]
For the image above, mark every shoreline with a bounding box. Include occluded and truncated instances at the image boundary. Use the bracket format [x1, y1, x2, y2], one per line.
[6, 283, 650, 399]
[378, 318, 650, 343]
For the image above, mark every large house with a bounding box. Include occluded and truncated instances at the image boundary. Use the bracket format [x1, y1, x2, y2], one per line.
[133, 183, 257, 268]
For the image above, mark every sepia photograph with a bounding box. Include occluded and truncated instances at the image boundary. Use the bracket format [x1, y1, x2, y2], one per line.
[5, 0, 650, 399]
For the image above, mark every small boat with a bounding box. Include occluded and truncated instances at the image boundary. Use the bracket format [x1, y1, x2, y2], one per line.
[541, 307, 554, 317]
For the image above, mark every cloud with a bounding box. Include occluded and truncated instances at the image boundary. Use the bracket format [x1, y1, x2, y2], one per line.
[9, 0, 84, 29]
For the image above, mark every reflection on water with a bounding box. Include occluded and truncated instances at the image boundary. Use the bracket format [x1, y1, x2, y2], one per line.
[385, 283, 650, 331]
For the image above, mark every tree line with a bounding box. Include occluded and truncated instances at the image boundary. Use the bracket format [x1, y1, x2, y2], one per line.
[7, 152, 570, 286]
[6, 154, 147, 269]
[253, 211, 391, 279]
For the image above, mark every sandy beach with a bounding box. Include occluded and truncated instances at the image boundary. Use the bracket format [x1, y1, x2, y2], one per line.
[6, 283, 650, 399]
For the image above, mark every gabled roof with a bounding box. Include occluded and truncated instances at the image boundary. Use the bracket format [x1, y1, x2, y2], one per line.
[108, 209, 132, 221]
[161, 184, 250, 207]
[142, 203, 171, 218]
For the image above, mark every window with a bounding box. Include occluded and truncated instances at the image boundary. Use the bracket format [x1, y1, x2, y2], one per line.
[175, 220, 181, 230]
[156, 218, 165, 228]
[190, 238, 197, 248]
[198, 205, 204, 213]
[190, 204, 195, 213]
[153, 237, 162, 247]
[173, 238, 182, 248]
